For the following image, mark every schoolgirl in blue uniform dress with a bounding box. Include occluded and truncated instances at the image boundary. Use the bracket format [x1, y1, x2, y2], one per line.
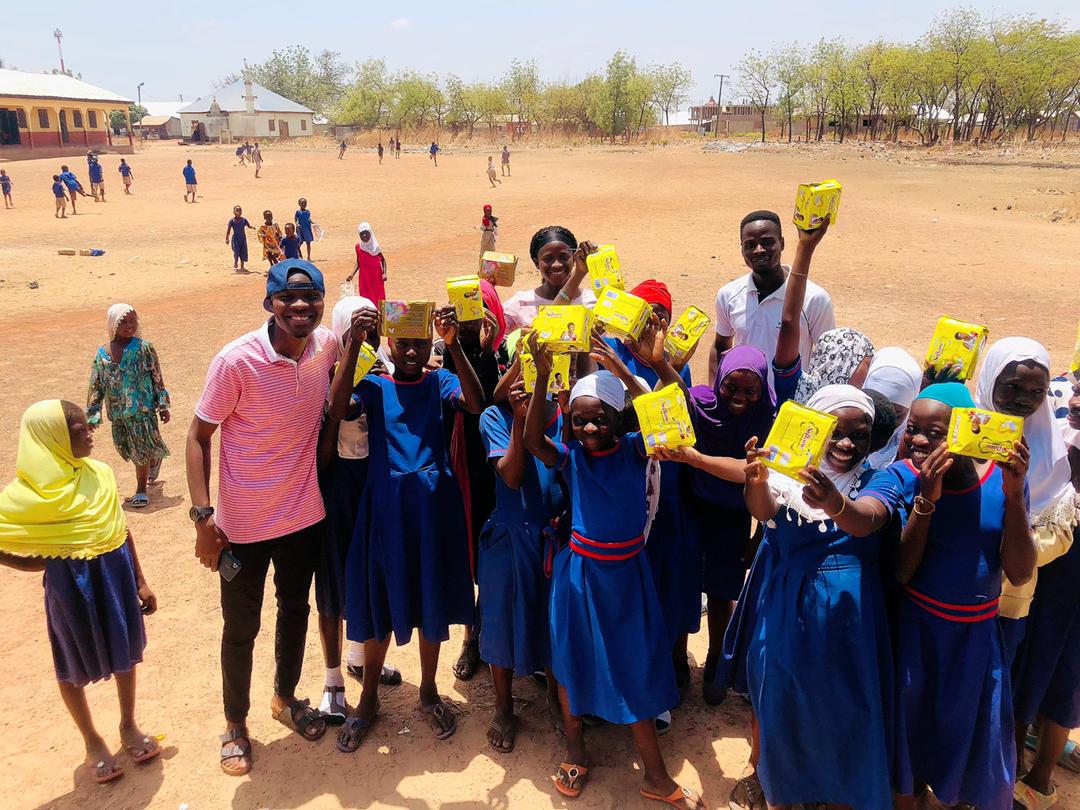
[874, 383, 1036, 810]
[735, 384, 899, 809]
[476, 370, 565, 753]
[523, 329, 706, 810]
[601, 279, 701, 690]
[327, 304, 485, 752]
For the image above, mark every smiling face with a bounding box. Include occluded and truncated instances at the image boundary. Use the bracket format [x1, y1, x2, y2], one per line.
[270, 272, 324, 338]
[115, 310, 139, 340]
[992, 359, 1049, 420]
[263, 210, 274, 224]
[901, 398, 951, 469]
[823, 406, 873, 473]
[535, 240, 576, 291]
[570, 396, 619, 452]
[718, 369, 763, 416]
[740, 220, 784, 274]
[65, 404, 95, 458]
[390, 337, 432, 379]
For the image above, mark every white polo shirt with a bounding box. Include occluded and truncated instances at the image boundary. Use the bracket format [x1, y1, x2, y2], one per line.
[714, 266, 835, 373]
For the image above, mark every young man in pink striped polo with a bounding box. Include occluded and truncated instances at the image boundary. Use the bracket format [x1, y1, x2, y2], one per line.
[186, 259, 347, 776]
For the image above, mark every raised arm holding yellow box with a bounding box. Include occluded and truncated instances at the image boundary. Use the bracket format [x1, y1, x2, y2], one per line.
[924, 316, 989, 380]
[759, 400, 838, 477]
[586, 244, 625, 294]
[379, 300, 435, 339]
[793, 179, 842, 231]
[594, 286, 651, 341]
[446, 274, 485, 322]
[947, 407, 1024, 462]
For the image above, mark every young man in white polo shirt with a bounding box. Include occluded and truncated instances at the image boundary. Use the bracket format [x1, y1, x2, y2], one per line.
[186, 259, 339, 776]
[709, 210, 835, 382]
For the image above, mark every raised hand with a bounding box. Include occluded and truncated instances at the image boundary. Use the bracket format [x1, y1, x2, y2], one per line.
[798, 464, 844, 515]
[916, 443, 954, 503]
[434, 305, 460, 347]
[999, 437, 1031, 500]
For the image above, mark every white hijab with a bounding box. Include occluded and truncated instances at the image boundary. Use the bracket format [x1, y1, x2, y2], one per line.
[975, 337, 1072, 517]
[864, 348, 922, 469]
[106, 303, 139, 341]
[570, 370, 627, 410]
[357, 222, 380, 256]
[768, 384, 875, 528]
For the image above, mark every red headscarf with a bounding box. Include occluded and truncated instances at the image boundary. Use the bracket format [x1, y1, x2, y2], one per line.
[479, 279, 506, 348]
[631, 279, 672, 314]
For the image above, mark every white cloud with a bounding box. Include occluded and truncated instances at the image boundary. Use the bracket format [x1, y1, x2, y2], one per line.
[389, 18, 410, 30]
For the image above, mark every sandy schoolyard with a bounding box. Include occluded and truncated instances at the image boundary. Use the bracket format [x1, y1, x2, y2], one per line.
[0, 138, 1078, 809]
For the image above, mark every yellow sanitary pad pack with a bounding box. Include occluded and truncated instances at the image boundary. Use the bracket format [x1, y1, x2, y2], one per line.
[793, 179, 842, 231]
[924, 316, 989, 381]
[521, 351, 571, 395]
[379, 300, 434, 339]
[1071, 321, 1080, 374]
[633, 383, 697, 456]
[664, 306, 712, 364]
[533, 305, 592, 352]
[446, 274, 485, 322]
[594, 286, 651, 341]
[586, 244, 625, 294]
[480, 251, 518, 286]
[760, 400, 838, 477]
[947, 407, 1023, 462]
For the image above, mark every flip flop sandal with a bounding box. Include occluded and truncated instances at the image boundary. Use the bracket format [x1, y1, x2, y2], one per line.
[421, 700, 457, 740]
[346, 664, 404, 686]
[729, 774, 766, 810]
[553, 763, 588, 799]
[640, 784, 706, 808]
[1014, 780, 1059, 810]
[93, 760, 123, 784]
[487, 718, 517, 753]
[319, 685, 350, 725]
[125, 735, 162, 764]
[129, 493, 149, 509]
[337, 714, 377, 754]
[272, 698, 327, 742]
[219, 729, 252, 777]
[452, 639, 481, 681]
[655, 711, 672, 736]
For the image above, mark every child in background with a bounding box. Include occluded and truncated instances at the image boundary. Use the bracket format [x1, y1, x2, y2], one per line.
[59, 165, 85, 214]
[257, 210, 283, 267]
[429, 141, 439, 166]
[52, 175, 68, 218]
[1, 169, 11, 208]
[88, 157, 105, 202]
[182, 160, 197, 203]
[225, 205, 253, 272]
[117, 159, 134, 195]
[235, 144, 246, 165]
[395, 138, 401, 159]
[885, 383, 1035, 810]
[346, 221, 387, 304]
[87, 305, 171, 508]
[377, 142, 384, 164]
[295, 198, 314, 260]
[477, 364, 565, 753]
[0, 400, 159, 784]
[338, 139, 347, 159]
[524, 328, 706, 809]
[316, 297, 402, 724]
[501, 145, 511, 176]
[329, 306, 484, 751]
[252, 143, 263, 178]
[487, 156, 501, 188]
[281, 223, 302, 260]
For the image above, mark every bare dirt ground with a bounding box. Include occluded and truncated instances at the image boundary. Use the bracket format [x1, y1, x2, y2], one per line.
[0, 139, 1078, 809]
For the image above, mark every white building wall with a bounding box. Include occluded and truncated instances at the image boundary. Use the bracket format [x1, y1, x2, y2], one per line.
[180, 111, 314, 140]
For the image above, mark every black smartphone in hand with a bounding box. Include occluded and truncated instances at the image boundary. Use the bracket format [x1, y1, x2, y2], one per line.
[218, 549, 242, 582]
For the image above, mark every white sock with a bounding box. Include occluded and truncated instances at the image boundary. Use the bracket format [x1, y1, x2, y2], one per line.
[325, 666, 345, 689]
[346, 641, 365, 668]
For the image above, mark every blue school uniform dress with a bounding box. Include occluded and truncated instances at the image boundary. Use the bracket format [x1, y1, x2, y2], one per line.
[881, 460, 1017, 810]
[228, 217, 250, 262]
[604, 339, 701, 643]
[345, 370, 475, 645]
[182, 165, 196, 185]
[746, 470, 897, 809]
[295, 209, 314, 244]
[477, 405, 565, 675]
[281, 235, 302, 260]
[548, 432, 678, 724]
[88, 161, 103, 184]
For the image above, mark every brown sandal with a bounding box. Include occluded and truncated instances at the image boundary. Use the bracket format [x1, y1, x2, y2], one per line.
[553, 762, 588, 798]
[219, 728, 252, 777]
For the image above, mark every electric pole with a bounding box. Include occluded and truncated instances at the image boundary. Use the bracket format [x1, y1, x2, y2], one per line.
[713, 73, 729, 137]
[53, 29, 65, 74]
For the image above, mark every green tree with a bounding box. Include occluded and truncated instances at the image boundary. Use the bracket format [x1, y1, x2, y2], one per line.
[228, 47, 348, 116]
[501, 59, 541, 140]
[649, 63, 693, 125]
[335, 59, 391, 127]
[772, 44, 806, 142]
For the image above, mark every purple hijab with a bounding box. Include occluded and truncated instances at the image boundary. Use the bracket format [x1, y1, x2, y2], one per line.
[690, 345, 776, 503]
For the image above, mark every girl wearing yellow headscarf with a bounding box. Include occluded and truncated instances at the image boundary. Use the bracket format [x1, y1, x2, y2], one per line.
[0, 400, 160, 784]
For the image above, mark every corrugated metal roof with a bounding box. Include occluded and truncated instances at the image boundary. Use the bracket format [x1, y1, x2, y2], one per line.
[142, 101, 186, 118]
[0, 68, 131, 103]
[135, 115, 177, 126]
[178, 80, 313, 115]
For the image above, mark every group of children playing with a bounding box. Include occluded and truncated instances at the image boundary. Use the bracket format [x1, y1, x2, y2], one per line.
[1, 203, 1078, 810]
[225, 197, 316, 272]
[42, 152, 136, 217]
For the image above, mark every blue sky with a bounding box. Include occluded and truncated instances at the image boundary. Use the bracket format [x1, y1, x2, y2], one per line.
[4, 0, 1076, 113]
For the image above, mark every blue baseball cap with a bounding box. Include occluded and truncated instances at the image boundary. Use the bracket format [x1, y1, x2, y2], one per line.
[264, 259, 325, 311]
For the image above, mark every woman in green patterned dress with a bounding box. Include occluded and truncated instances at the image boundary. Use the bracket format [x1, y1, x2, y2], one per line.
[87, 304, 171, 507]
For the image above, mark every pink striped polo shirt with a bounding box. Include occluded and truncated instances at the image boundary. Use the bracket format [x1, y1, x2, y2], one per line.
[195, 320, 337, 543]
